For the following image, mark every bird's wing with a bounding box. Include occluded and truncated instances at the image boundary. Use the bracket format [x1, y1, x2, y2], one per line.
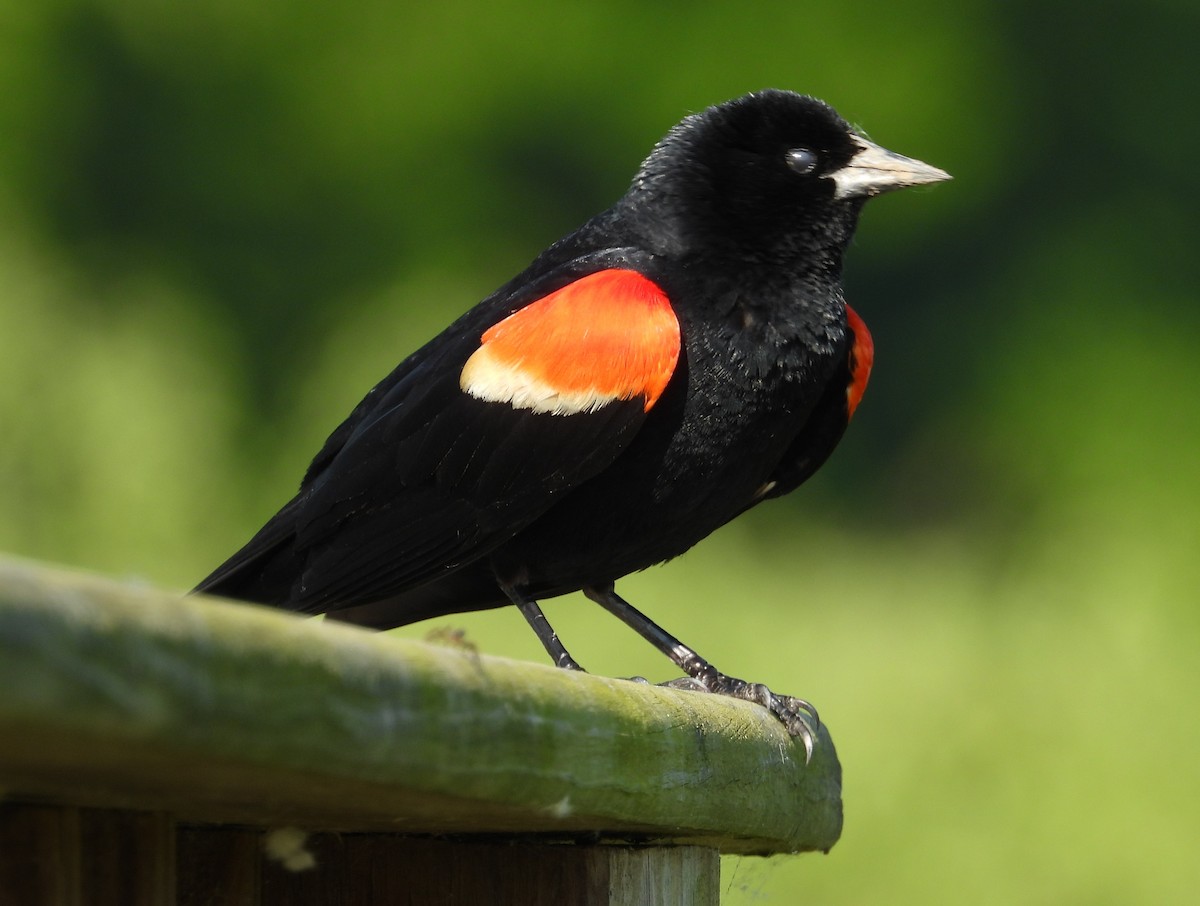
[761, 303, 871, 500]
[247, 265, 681, 611]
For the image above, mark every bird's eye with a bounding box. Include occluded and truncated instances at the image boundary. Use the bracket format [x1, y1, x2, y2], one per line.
[786, 148, 819, 175]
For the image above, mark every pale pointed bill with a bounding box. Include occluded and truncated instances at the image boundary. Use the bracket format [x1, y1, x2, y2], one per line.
[829, 135, 951, 200]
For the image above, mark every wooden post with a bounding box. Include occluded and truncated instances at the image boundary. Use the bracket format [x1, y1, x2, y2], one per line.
[0, 556, 842, 904]
[0, 806, 174, 906]
[176, 831, 718, 906]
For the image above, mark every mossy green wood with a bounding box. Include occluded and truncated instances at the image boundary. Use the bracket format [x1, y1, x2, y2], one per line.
[0, 555, 842, 855]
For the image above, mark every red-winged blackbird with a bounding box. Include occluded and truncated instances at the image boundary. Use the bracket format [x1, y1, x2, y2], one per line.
[197, 90, 948, 756]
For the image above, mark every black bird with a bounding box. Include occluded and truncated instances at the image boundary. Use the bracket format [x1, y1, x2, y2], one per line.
[197, 90, 949, 756]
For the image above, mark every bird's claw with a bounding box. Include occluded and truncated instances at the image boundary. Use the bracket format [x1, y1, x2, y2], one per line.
[660, 671, 820, 763]
[765, 692, 820, 763]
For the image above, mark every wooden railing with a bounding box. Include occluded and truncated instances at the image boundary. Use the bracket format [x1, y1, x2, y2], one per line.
[0, 556, 842, 904]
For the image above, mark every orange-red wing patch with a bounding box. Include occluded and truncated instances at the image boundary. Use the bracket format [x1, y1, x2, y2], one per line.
[845, 304, 874, 419]
[460, 269, 681, 415]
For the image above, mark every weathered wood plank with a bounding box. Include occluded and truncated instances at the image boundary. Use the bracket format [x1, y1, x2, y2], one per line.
[252, 834, 716, 906]
[0, 806, 174, 906]
[177, 827, 262, 906]
[0, 555, 842, 856]
[0, 804, 81, 906]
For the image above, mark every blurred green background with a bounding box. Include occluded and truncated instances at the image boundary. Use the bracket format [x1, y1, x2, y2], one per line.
[2, 0, 1197, 902]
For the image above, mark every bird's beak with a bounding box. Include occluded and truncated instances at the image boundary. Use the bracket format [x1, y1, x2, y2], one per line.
[830, 135, 951, 200]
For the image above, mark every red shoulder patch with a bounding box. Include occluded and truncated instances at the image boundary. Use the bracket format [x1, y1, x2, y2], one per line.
[845, 304, 874, 419]
[460, 269, 681, 415]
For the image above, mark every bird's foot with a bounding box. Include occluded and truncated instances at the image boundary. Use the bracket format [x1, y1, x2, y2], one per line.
[575, 584, 820, 758]
[662, 668, 820, 762]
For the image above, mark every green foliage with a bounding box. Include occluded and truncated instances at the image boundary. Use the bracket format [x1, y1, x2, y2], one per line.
[1, 0, 1196, 902]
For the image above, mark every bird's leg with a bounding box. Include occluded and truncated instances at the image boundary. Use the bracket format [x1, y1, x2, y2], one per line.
[501, 582, 586, 671]
[583, 583, 819, 761]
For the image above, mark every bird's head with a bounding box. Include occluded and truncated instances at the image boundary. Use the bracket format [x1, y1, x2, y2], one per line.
[628, 90, 949, 266]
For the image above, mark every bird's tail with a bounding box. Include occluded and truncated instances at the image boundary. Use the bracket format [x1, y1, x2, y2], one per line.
[193, 496, 309, 609]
